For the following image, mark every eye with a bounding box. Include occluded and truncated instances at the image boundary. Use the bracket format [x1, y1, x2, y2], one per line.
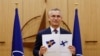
[51, 15, 56, 17]
[57, 15, 61, 17]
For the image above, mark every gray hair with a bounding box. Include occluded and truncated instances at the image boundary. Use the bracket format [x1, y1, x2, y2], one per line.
[48, 8, 61, 15]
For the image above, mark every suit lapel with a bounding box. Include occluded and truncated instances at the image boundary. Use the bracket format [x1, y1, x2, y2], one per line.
[60, 28, 66, 34]
[60, 28, 63, 34]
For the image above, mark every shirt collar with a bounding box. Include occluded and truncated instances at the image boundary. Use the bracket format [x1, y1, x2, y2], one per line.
[50, 26, 60, 34]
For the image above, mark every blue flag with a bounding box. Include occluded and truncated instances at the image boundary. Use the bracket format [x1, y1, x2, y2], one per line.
[72, 9, 82, 56]
[12, 8, 24, 56]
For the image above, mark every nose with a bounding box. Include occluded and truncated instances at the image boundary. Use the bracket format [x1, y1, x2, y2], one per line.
[54, 17, 58, 19]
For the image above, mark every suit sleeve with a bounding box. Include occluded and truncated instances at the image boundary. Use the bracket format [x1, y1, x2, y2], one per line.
[33, 32, 42, 56]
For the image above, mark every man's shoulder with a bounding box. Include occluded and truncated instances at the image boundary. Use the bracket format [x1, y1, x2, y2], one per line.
[60, 27, 71, 34]
[38, 27, 51, 34]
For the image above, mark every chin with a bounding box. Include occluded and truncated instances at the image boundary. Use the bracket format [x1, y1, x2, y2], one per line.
[53, 24, 59, 27]
[51, 23, 59, 26]
[53, 24, 58, 26]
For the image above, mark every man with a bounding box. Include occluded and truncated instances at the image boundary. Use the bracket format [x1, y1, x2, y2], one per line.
[33, 8, 76, 56]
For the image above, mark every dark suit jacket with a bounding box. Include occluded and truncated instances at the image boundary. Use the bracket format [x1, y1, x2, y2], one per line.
[33, 27, 71, 56]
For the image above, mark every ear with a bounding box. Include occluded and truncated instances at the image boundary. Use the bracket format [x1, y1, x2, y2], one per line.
[48, 18, 50, 21]
[47, 15, 50, 21]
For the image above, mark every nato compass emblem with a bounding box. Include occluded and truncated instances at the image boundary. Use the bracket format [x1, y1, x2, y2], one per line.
[76, 54, 83, 56]
[60, 41, 68, 46]
[12, 50, 24, 56]
[46, 39, 55, 48]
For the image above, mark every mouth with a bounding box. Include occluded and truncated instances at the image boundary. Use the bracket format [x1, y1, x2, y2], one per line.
[53, 21, 58, 24]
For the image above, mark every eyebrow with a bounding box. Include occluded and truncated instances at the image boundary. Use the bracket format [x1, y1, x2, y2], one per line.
[51, 15, 61, 17]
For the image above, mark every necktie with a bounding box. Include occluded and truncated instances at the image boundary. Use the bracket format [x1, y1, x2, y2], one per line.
[54, 29, 58, 34]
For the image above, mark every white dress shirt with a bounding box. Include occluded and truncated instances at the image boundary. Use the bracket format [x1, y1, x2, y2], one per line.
[50, 26, 60, 34]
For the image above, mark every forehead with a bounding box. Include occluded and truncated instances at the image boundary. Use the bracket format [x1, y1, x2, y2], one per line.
[49, 11, 61, 15]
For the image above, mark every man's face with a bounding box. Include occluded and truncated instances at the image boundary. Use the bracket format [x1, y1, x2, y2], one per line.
[48, 11, 62, 27]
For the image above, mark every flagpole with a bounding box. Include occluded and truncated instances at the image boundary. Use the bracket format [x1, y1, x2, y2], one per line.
[74, 3, 78, 9]
[73, 4, 83, 55]
[15, 2, 18, 8]
[12, 3, 24, 56]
